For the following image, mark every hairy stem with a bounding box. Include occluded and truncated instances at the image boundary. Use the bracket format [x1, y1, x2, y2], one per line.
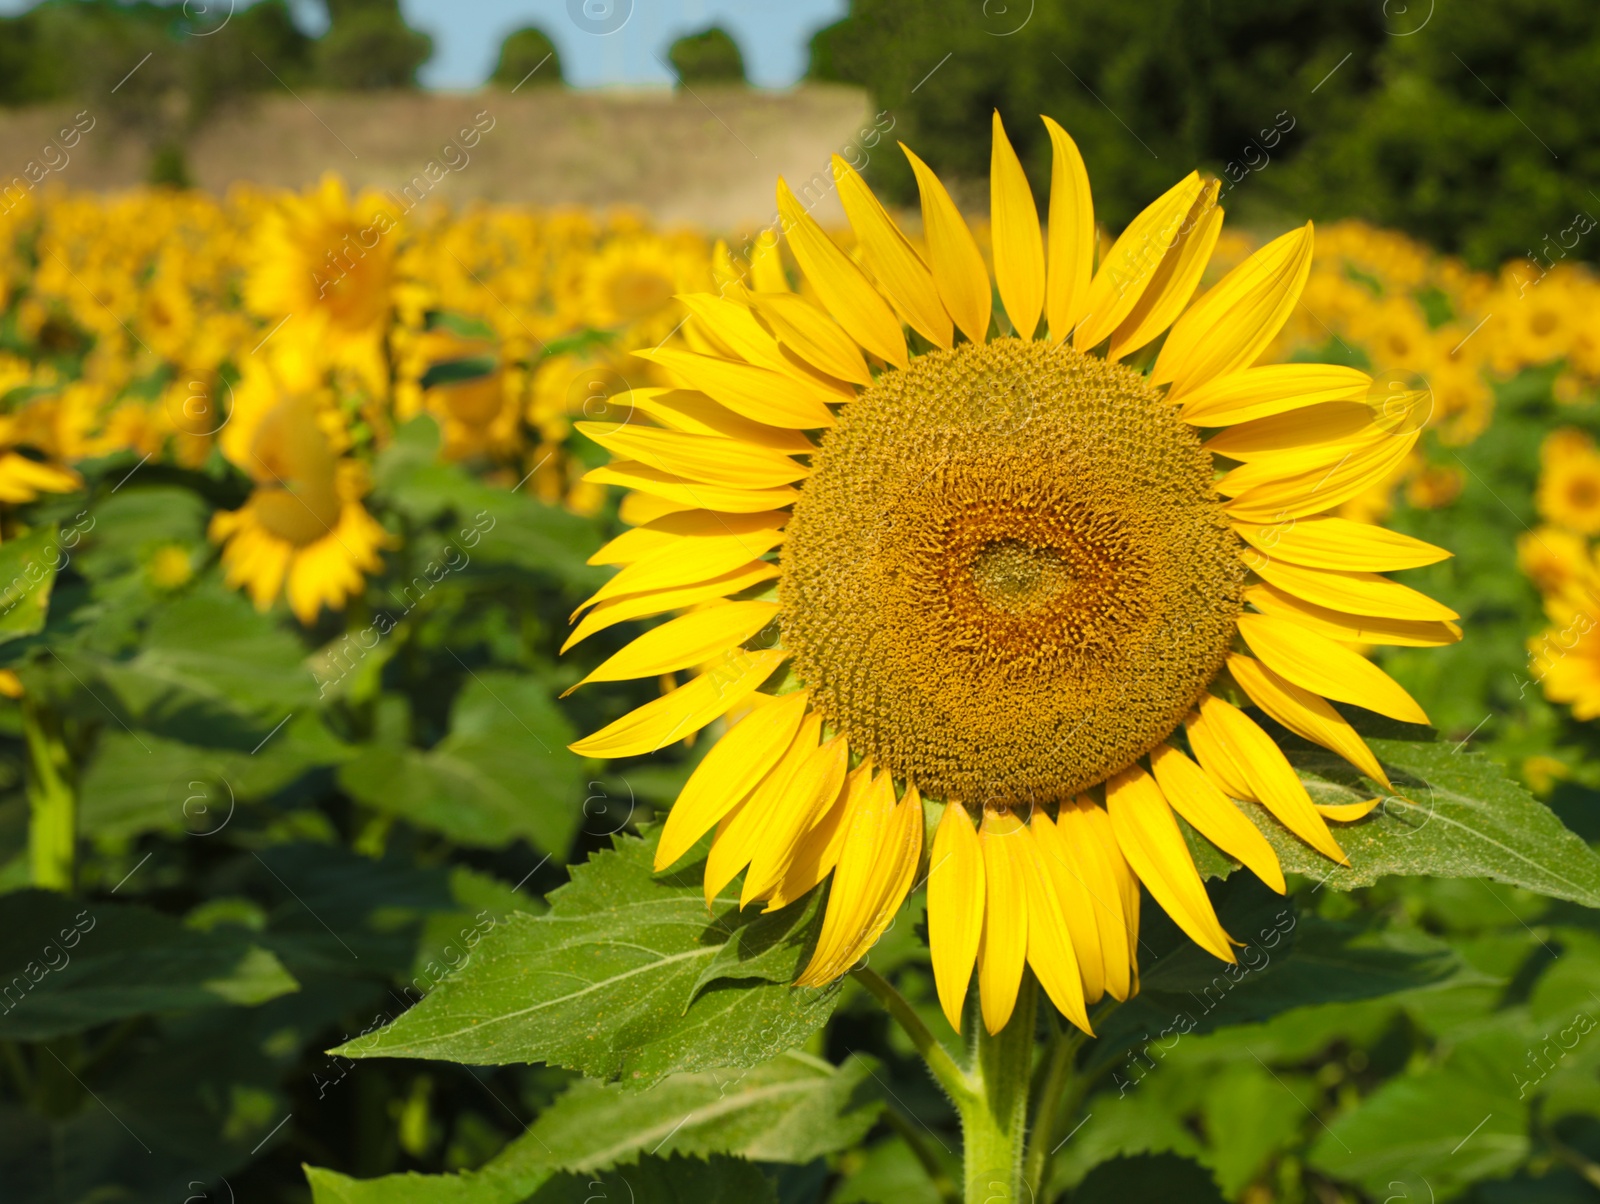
[962, 973, 1037, 1203]
[23, 699, 74, 892]
[850, 965, 976, 1106]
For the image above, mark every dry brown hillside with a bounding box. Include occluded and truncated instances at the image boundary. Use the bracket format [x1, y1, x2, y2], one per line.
[1, 84, 875, 231]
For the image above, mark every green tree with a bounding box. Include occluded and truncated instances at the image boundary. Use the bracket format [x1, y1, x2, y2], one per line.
[489, 26, 564, 88]
[314, 0, 433, 90]
[667, 25, 747, 86]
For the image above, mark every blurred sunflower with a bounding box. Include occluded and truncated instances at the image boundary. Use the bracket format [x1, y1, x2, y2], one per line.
[580, 232, 708, 345]
[209, 379, 389, 625]
[564, 116, 1461, 1035]
[1536, 428, 1600, 535]
[245, 175, 397, 392]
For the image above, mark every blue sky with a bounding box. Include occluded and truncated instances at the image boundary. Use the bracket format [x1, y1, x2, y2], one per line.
[0, 0, 851, 89]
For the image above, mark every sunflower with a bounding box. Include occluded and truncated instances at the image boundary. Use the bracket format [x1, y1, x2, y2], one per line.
[564, 115, 1460, 1035]
[244, 175, 397, 393]
[1536, 428, 1600, 535]
[209, 378, 390, 625]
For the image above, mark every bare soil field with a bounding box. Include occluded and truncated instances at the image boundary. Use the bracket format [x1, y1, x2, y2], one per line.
[0, 85, 876, 231]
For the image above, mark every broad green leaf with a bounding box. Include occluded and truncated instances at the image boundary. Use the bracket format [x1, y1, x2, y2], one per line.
[335, 830, 839, 1085]
[1310, 1028, 1530, 1198]
[371, 417, 600, 587]
[337, 671, 583, 853]
[0, 524, 62, 642]
[0, 891, 297, 1039]
[1048, 1091, 1206, 1193]
[1265, 737, 1600, 907]
[1196, 1064, 1310, 1198]
[307, 1154, 775, 1204]
[832, 1137, 951, 1204]
[523, 1051, 882, 1171]
[79, 715, 353, 841]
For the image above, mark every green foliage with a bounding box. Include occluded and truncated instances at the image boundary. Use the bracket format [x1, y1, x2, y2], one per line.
[489, 27, 564, 89]
[667, 26, 748, 87]
[809, 0, 1600, 266]
[314, 0, 434, 91]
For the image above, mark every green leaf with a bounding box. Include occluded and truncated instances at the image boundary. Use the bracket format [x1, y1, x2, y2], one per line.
[522, 1051, 882, 1172]
[420, 355, 499, 389]
[1268, 737, 1600, 907]
[371, 417, 600, 587]
[1197, 1064, 1311, 1198]
[1309, 1028, 1531, 1198]
[0, 891, 298, 1039]
[334, 830, 839, 1085]
[0, 524, 62, 642]
[337, 671, 583, 853]
[306, 1154, 774, 1204]
[832, 1137, 951, 1204]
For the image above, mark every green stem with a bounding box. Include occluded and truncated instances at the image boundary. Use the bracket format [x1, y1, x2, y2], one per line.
[23, 699, 74, 892]
[850, 966, 976, 1106]
[962, 973, 1037, 1203]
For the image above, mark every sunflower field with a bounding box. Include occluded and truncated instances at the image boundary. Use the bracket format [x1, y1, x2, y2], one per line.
[5, 115, 1600, 1204]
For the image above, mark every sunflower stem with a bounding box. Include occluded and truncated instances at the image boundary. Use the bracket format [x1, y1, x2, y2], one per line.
[850, 966, 976, 1106]
[23, 698, 74, 892]
[961, 972, 1037, 1203]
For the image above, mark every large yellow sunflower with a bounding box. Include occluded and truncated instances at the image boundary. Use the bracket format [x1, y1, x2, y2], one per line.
[564, 115, 1461, 1036]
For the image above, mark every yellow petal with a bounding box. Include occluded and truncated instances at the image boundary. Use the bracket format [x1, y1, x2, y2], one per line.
[618, 489, 693, 527]
[1028, 811, 1105, 1005]
[584, 462, 800, 514]
[749, 227, 790, 293]
[564, 601, 778, 694]
[1231, 514, 1450, 572]
[1244, 582, 1463, 648]
[623, 389, 817, 453]
[1223, 426, 1418, 522]
[1227, 652, 1391, 790]
[1016, 817, 1092, 1033]
[655, 690, 810, 870]
[1214, 426, 1399, 494]
[1106, 765, 1235, 963]
[1149, 742, 1285, 894]
[1186, 693, 1347, 865]
[579, 423, 807, 490]
[765, 761, 871, 911]
[1178, 364, 1373, 426]
[561, 561, 780, 653]
[588, 509, 788, 567]
[1108, 180, 1224, 362]
[635, 348, 836, 430]
[928, 802, 985, 1031]
[569, 648, 788, 759]
[573, 527, 785, 617]
[1154, 223, 1314, 396]
[676, 292, 791, 372]
[777, 177, 908, 369]
[990, 112, 1044, 340]
[1075, 171, 1203, 351]
[977, 808, 1029, 1034]
[832, 155, 953, 349]
[1237, 612, 1431, 726]
[748, 291, 873, 387]
[1317, 798, 1383, 822]
[743, 734, 850, 906]
[1250, 559, 1458, 623]
[1042, 116, 1094, 342]
[1205, 402, 1386, 463]
[705, 712, 822, 902]
[1069, 799, 1138, 1000]
[797, 775, 922, 985]
[903, 142, 993, 344]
